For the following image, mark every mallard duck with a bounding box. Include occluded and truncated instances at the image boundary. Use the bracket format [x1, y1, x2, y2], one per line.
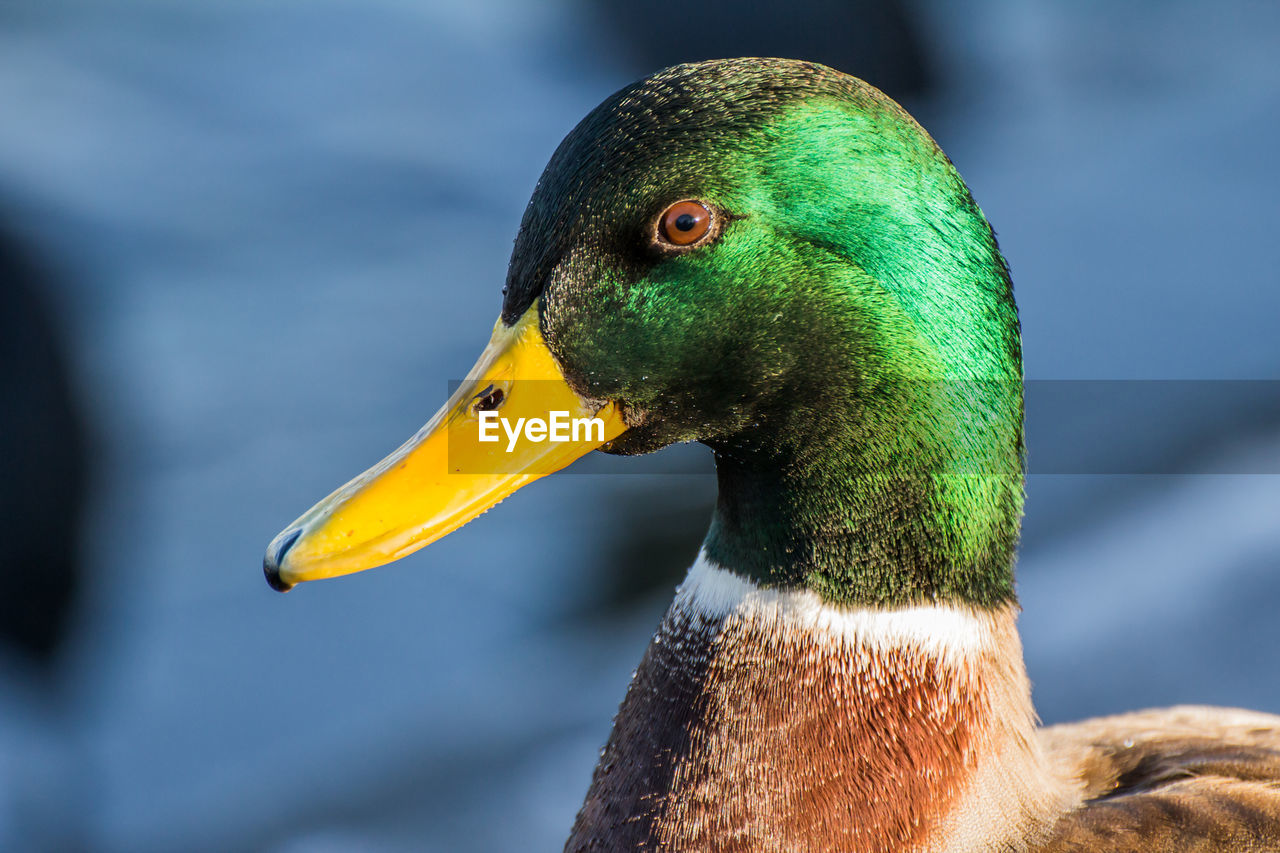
[263, 58, 1280, 851]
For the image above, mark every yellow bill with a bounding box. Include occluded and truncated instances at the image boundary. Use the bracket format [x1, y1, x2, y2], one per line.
[263, 303, 626, 591]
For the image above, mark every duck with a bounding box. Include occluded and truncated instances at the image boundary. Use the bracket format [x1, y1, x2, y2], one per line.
[263, 58, 1280, 852]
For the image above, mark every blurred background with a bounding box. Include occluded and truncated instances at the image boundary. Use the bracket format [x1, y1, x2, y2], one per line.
[0, 0, 1277, 848]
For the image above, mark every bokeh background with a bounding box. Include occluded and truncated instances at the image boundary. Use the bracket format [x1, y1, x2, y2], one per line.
[1, 0, 1278, 849]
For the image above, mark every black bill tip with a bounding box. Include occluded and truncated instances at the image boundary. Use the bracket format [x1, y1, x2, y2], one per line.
[263, 528, 302, 593]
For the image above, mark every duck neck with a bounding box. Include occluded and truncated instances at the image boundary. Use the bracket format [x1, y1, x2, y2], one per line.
[702, 364, 1024, 609]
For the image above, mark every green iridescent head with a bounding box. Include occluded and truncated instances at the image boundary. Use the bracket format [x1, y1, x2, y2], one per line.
[501, 58, 1023, 608]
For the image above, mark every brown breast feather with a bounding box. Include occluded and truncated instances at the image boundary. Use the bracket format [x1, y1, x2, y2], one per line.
[565, 606, 990, 852]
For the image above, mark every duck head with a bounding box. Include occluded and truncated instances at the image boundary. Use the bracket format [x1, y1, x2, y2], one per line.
[265, 58, 1023, 609]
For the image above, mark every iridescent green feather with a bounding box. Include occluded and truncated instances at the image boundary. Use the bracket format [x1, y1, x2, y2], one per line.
[505, 58, 1023, 608]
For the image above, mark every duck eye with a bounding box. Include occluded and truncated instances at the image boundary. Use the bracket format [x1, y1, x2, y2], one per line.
[658, 200, 713, 247]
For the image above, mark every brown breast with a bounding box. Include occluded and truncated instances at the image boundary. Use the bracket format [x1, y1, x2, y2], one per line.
[565, 606, 990, 852]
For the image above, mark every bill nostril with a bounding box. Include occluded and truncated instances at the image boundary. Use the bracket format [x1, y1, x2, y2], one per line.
[473, 385, 504, 413]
